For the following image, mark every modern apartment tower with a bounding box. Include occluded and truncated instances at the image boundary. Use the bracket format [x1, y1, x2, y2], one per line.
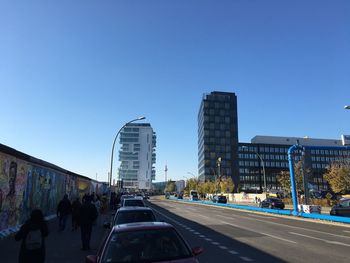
[119, 123, 156, 190]
[198, 91, 239, 187]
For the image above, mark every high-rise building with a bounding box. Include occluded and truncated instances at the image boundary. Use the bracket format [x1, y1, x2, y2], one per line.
[119, 123, 156, 190]
[198, 91, 239, 187]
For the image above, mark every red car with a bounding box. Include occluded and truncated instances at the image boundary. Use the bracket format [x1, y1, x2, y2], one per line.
[86, 222, 203, 263]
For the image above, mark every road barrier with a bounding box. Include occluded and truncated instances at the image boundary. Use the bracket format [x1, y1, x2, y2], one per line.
[168, 198, 350, 224]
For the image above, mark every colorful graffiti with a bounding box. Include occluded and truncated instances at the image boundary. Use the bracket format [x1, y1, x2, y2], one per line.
[0, 148, 108, 233]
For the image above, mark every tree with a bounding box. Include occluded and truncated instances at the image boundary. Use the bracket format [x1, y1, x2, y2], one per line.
[164, 180, 176, 193]
[219, 176, 235, 193]
[324, 162, 350, 194]
[277, 161, 304, 193]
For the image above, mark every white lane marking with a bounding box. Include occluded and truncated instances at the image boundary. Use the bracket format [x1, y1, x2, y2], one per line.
[260, 232, 297, 244]
[194, 232, 200, 235]
[343, 230, 350, 234]
[205, 238, 212, 241]
[229, 250, 238, 255]
[218, 213, 350, 240]
[199, 235, 205, 238]
[240, 256, 253, 261]
[189, 229, 195, 232]
[220, 220, 296, 244]
[219, 245, 228, 249]
[289, 232, 350, 247]
[211, 241, 220, 245]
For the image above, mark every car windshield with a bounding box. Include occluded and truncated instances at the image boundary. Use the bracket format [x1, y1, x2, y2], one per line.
[115, 211, 156, 225]
[124, 200, 145, 207]
[102, 228, 192, 263]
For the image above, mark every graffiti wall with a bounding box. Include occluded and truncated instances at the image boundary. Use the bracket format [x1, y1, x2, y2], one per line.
[0, 147, 107, 233]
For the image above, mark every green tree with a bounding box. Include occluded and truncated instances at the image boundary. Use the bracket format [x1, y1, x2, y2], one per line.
[219, 176, 235, 193]
[164, 180, 176, 193]
[276, 161, 304, 193]
[324, 162, 350, 194]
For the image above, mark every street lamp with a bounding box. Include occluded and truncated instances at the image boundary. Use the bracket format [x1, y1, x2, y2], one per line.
[187, 172, 197, 178]
[109, 116, 146, 188]
[345, 105, 350, 110]
[242, 146, 267, 193]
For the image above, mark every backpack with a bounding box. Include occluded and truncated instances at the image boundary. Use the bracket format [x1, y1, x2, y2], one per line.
[25, 229, 42, 250]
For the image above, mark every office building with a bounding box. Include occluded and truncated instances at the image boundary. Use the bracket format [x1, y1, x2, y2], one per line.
[238, 136, 350, 192]
[198, 91, 239, 186]
[119, 123, 156, 190]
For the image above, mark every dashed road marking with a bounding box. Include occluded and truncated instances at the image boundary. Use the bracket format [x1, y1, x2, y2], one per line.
[205, 238, 212, 241]
[199, 235, 205, 238]
[289, 232, 350, 247]
[194, 232, 200, 234]
[229, 250, 238, 255]
[211, 241, 220, 245]
[240, 256, 253, 261]
[219, 245, 227, 249]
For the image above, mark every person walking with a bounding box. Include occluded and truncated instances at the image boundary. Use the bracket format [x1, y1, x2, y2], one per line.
[15, 209, 48, 263]
[71, 197, 82, 231]
[80, 195, 98, 250]
[56, 194, 71, 231]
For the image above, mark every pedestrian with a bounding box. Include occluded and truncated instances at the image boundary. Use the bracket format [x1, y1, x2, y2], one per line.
[15, 209, 48, 263]
[258, 197, 261, 207]
[71, 197, 82, 231]
[80, 195, 98, 250]
[255, 196, 258, 204]
[56, 194, 72, 231]
[93, 195, 101, 226]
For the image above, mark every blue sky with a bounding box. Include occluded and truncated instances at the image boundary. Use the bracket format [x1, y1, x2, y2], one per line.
[0, 0, 349, 183]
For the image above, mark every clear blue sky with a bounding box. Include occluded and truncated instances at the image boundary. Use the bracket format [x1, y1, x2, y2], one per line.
[0, 0, 349, 183]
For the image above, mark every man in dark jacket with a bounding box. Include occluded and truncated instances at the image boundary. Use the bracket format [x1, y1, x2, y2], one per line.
[57, 194, 71, 231]
[15, 209, 48, 263]
[80, 195, 98, 250]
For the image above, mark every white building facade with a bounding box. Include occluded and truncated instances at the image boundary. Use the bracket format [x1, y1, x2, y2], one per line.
[118, 123, 156, 190]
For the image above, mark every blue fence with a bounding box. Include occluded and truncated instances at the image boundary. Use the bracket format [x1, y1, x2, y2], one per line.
[168, 198, 350, 224]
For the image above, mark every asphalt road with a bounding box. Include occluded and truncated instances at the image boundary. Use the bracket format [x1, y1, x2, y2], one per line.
[147, 197, 350, 263]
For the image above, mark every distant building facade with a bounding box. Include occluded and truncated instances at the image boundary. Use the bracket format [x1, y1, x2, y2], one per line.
[119, 123, 156, 190]
[198, 91, 239, 187]
[238, 136, 349, 192]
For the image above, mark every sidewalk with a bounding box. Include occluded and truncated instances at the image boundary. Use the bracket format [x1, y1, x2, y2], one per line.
[0, 215, 109, 263]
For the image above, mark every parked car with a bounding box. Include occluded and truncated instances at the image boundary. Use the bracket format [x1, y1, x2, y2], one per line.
[330, 198, 350, 217]
[122, 197, 145, 207]
[212, 195, 227, 204]
[105, 207, 157, 229]
[259, 198, 285, 209]
[86, 222, 203, 263]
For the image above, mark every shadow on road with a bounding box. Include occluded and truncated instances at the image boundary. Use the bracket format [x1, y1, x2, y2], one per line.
[148, 200, 287, 263]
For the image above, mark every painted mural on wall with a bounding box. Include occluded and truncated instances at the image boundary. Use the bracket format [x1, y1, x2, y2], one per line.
[0, 154, 29, 231]
[0, 149, 104, 232]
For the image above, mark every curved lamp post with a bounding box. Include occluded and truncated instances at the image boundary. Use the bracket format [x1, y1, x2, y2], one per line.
[242, 146, 267, 193]
[109, 116, 146, 188]
[345, 106, 350, 109]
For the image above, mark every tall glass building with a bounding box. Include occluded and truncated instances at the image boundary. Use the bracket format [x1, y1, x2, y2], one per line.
[118, 123, 156, 190]
[198, 91, 239, 187]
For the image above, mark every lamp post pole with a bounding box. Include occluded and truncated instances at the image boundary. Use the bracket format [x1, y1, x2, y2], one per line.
[344, 105, 350, 109]
[109, 117, 146, 189]
[255, 152, 267, 193]
[242, 146, 267, 193]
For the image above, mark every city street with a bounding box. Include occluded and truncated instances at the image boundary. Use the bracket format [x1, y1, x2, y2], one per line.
[148, 197, 350, 263]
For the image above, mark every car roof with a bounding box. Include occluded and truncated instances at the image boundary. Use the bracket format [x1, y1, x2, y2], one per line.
[111, 222, 173, 233]
[118, 206, 153, 212]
